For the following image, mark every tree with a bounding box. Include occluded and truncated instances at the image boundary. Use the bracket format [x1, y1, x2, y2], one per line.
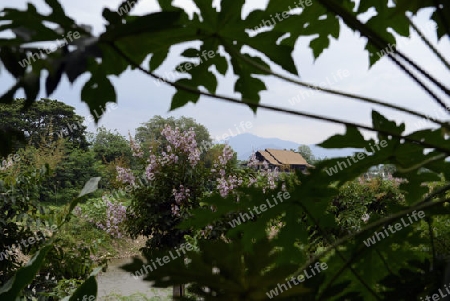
[135, 115, 211, 155]
[42, 148, 103, 204]
[0, 140, 63, 285]
[90, 126, 132, 164]
[0, 98, 89, 150]
[297, 145, 315, 164]
[1, 1, 450, 300]
[203, 143, 238, 169]
[122, 125, 209, 253]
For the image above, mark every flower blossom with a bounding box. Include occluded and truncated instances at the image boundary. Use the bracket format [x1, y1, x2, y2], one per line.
[129, 134, 144, 158]
[161, 125, 201, 167]
[361, 213, 370, 223]
[116, 166, 136, 186]
[172, 185, 191, 204]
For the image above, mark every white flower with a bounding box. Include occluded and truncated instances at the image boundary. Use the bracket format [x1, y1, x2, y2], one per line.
[361, 213, 370, 223]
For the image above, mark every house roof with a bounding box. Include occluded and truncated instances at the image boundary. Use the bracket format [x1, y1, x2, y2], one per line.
[256, 148, 312, 167]
[266, 149, 309, 165]
[258, 150, 279, 165]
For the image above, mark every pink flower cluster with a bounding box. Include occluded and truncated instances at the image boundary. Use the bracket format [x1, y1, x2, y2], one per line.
[247, 152, 259, 168]
[145, 154, 158, 181]
[213, 145, 244, 197]
[260, 166, 279, 191]
[246, 152, 284, 193]
[102, 198, 127, 238]
[171, 185, 191, 216]
[116, 166, 136, 186]
[0, 157, 15, 171]
[218, 145, 234, 165]
[173, 185, 190, 204]
[161, 125, 200, 167]
[142, 125, 200, 184]
[216, 175, 243, 197]
[75, 197, 127, 238]
[129, 134, 144, 158]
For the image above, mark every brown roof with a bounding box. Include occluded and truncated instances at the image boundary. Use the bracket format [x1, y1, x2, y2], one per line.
[265, 149, 308, 165]
[258, 150, 280, 165]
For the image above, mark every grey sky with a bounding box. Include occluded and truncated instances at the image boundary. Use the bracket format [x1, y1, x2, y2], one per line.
[1, 0, 449, 145]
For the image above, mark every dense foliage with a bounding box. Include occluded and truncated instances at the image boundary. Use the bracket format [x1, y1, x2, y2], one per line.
[90, 126, 132, 164]
[331, 176, 405, 235]
[135, 115, 212, 159]
[0, 98, 89, 151]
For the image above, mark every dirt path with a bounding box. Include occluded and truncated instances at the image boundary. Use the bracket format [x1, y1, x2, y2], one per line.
[96, 257, 171, 300]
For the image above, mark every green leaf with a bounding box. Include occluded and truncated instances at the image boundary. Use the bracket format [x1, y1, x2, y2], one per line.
[44, 0, 66, 19]
[235, 76, 266, 112]
[310, 34, 331, 59]
[81, 65, 116, 122]
[0, 47, 25, 78]
[78, 177, 101, 198]
[98, 44, 129, 76]
[212, 53, 228, 75]
[319, 126, 368, 149]
[0, 245, 52, 299]
[122, 238, 310, 299]
[45, 58, 64, 96]
[0, 128, 25, 157]
[100, 11, 182, 41]
[193, 0, 218, 29]
[181, 48, 199, 58]
[170, 79, 201, 110]
[372, 110, 405, 138]
[149, 48, 170, 71]
[192, 69, 217, 93]
[64, 48, 90, 83]
[62, 267, 102, 301]
[218, 0, 245, 27]
[23, 71, 40, 107]
[431, 5, 450, 40]
[246, 31, 298, 75]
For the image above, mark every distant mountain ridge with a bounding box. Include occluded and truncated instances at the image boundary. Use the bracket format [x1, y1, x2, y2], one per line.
[224, 133, 356, 160]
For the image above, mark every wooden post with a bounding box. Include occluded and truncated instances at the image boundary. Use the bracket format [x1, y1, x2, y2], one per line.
[173, 284, 185, 299]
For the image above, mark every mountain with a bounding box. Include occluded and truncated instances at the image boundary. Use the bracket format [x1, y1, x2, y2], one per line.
[225, 133, 357, 160]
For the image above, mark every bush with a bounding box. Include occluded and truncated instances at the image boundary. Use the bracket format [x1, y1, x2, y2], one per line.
[330, 176, 405, 235]
[75, 196, 128, 239]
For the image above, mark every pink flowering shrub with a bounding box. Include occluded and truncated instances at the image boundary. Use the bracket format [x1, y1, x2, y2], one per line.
[116, 166, 136, 186]
[117, 125, 290, 251]
[74, 196, 127, 238]
[119, 125, 210, 252]
[211, 145, 244, 197]
[129, 134, 143, 158]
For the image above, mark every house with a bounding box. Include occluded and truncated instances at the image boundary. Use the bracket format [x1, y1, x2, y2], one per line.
[252, 148, 313, 172]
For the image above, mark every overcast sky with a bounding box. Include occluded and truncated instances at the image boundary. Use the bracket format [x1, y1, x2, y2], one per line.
[1, 0, 449, 146]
